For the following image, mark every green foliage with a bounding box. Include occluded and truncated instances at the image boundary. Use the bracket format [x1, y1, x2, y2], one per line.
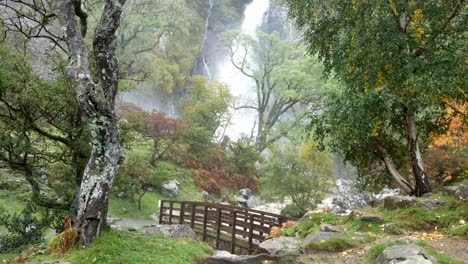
[220, 30, 323, 151]
[178, 76, 231, 136]
[286, 0, 466, 193]
[260, 142, 334, 214]
[226, 138, 261, 177]
[0, 204, 45, 253]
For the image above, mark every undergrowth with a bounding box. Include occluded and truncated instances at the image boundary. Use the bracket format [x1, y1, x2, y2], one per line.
[19, 230, 213, 264]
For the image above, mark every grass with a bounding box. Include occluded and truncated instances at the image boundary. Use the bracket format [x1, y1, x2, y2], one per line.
[13, 230, 213, 264]
[108, 159, 204, 220]
[304, 236, 355, 252]
[380, 194, 468, 237]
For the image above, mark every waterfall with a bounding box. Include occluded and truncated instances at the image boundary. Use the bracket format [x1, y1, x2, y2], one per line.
[201, 0, 214, 79]
[214, 0, 271, 140]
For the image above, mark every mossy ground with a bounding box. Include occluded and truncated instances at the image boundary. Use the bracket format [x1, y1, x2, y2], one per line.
[2, 230, 213, 264]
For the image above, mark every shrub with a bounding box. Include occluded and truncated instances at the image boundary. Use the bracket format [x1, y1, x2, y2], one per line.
[0, 204, 45, 253]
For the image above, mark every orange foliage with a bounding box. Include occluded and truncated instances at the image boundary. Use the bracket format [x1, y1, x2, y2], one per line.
[47, 216, 78, 253]
[188, 147, 259, 195]
[425, 103, 467, 184]
[266, 221, 297, 240]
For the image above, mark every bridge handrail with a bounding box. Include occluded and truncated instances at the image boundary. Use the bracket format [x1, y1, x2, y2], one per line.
[158, 200, 294, 254]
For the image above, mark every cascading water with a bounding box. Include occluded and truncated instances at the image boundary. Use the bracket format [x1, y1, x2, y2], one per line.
[201, 0, 214, 80]
[213, 0, 271, 140]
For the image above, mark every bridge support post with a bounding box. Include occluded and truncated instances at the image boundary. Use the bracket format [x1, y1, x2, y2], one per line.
[169, 201, 174, 224]
[231, 211, 237, 254]
[190, 204, 196, 229]
[202, 205, 209, 241]
[216, 208, 222, 249]
[159, 200, 164, 224]
[248, 215, 254, 254]
[179, 202, 185, 224]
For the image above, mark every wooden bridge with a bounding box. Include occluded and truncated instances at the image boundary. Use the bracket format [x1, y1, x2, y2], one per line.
[158, 200, 292, 254]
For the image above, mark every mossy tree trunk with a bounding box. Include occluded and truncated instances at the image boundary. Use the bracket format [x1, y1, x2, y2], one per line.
[58, 0, 126, 247]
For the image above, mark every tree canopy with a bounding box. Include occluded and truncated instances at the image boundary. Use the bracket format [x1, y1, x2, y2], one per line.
[286, 0, 466, 195]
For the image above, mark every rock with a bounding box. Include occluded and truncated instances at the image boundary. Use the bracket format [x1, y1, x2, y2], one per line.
[143, 224, 197, 239]
[383, 195, 417, 210]
[202, 191, 209, 201]
[376, 244, 437, 264]
[443, 184, 468, 200]
[257, 237, 301, 255]
[350, 232, 367, 242]
[319, 224, 344, 232]
[239, 188, 252, 198]
[236, 196, 248, 207]
[384, 223, 404, 235]
[420, 198, 446, 210]
[301, 231, 344, 253]
[205, 250, 300, 264]
[350, 210, 384, 224]
[246, 196, 261, 208]
[161, 180, 179, 197]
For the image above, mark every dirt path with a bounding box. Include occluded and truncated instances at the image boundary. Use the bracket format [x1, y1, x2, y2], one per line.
[426, 236, 468, 263]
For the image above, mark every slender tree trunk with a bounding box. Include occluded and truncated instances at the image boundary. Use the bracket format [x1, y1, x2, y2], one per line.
[405, 109, 431, 196]
[376, 144, 415, 195]
[58, 0, 126, 247]
[255, 111, 266, 152]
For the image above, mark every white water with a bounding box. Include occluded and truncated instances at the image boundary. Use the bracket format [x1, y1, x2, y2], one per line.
[201, 0, 214, 79]
[214, 0, 270, 140]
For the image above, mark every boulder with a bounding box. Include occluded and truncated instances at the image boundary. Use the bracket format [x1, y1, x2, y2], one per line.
[143, 224, 197, 239]
[383, 195, 417, 210]
[350, 210, 385, 224]
[384, 223, 404, 235]
[319, 224, 344, 233]
[202, 191, 209, 201]
[161, 180, 179, 197]
[420, 198, 446, 210]
[257, 237, 301, 255]
[239, 188, 252, 198]
[301, 231, 344, 253]
[443, 184, 468, 200]
[376, 244, 437, 264]
[237, 196, 248, 207]
[205, 250, 300, 264]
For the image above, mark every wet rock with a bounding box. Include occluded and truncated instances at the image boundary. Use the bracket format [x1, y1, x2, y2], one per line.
[420, 197, 446, 210]
[384, 223, 404, 235]
[204, 250, 300, 264]
[257, 237, 301, 255]
[376, 244, 437, 264]
[319, 224, 344, 233]
[161, 179, 179, 197]
[239, 188, 252, 198]
[202, 191, 209, 201]
[351, 210, 384, 224]
[301, 231, 344, 253]
[383, 195, 417, 210]
[443, 184, 468, 200]
[144, 224, 197, 239]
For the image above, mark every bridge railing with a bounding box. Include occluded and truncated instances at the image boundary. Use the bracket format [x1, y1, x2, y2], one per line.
[158, 200, 292, 254]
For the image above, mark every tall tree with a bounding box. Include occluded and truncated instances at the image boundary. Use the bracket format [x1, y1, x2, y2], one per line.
[286, 0, 466, 196]
[57, 0, 126, 246]
[221, 30, 322, 152]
